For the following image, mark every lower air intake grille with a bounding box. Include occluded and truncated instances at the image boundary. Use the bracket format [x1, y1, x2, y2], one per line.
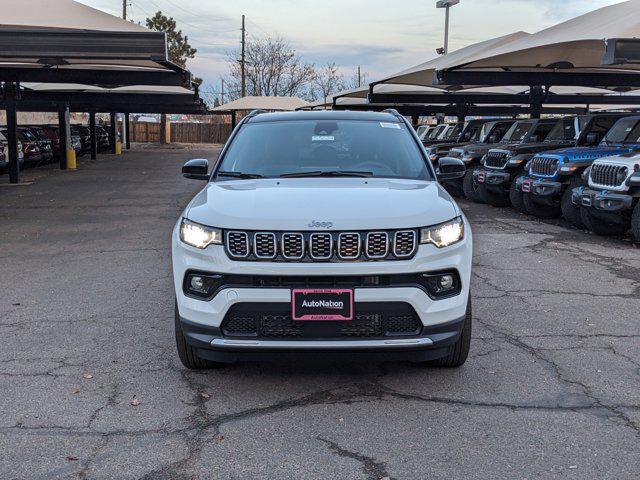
[220, 303, 422, 339]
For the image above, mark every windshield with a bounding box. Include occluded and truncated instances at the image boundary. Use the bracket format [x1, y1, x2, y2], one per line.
[427, 125, 446, 140]
[501, 121, 534, 143]
[603, 118, 640, 144]
[216, 119, 432, 180]
[447, 123, 463, 139]
[545, 119, 577, 142]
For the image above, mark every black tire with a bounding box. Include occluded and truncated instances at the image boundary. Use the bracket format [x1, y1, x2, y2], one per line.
[462, 169, 484, 203]
[478, 183, 510, 207]
[580, 209, 630, 236]
[631, 201, 640, 244]
[561, 178, 585, 229]
[175, 303, 225, 370]
[422, 296, 472, 368]
[523, 192, 561, 218]
[509, 177, 528, 214]
[443, 180, 464, 198]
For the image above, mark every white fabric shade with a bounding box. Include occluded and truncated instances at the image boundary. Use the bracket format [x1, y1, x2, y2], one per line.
[213, 96, 309, 112]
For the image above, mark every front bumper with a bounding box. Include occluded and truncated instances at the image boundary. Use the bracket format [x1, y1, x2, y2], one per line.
[172, 220, 472, 355]
[475, 168, 511, 190]
[571, 187, 634, 212]
[179, 313, 465, 363]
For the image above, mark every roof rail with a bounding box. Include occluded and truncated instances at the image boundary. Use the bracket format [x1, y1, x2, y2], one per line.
[382, 108, 403, 120]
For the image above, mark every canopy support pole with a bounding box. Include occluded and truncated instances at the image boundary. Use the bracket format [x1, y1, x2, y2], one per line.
[231, 110, 237, 129]
[3, 82, 20, 184]
[58, 103, 68, 169]
[529, 86, 544, 119]
[110, 112, 117, 154]
[89, 111, 97, 160]
[125, 113, 131, 149]
[160, 114, 167, 144]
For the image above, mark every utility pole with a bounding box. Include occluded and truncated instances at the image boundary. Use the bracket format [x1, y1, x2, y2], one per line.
[241, 15, 246, 97]
[122, 0, 127, 20]
[221, 78, 225, 104]
[357, 66, 361, 88]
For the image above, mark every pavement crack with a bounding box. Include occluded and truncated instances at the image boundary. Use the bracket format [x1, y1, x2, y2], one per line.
[318, 437, 394, 480]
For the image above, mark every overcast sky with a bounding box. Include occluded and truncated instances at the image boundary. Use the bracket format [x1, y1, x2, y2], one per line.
[78, 0, 624, 94]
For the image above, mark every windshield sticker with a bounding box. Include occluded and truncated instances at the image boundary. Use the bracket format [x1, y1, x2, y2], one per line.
[380, 122, 401, 129]
[312, 135, 335, 141]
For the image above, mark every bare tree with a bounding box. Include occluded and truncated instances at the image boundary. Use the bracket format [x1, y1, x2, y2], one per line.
[313, 62, 345, 105]
[225, 35, 316, 100]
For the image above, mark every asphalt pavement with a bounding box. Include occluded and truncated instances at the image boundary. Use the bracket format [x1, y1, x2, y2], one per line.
[1, 146, 638, 479]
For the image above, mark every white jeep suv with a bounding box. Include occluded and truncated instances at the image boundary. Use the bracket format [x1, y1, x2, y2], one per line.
[573, 151, 640, 242]
[172, 110, 472, 368]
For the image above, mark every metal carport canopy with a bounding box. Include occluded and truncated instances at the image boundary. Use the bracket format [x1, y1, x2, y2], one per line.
[434, 0, 640, 88]
[0, 0, 190, 87]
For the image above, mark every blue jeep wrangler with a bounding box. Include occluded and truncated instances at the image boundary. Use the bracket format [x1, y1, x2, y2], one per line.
[518, 113, 634, 227]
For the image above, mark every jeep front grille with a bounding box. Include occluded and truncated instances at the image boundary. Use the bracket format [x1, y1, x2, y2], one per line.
[310, 233, 333, 260]
[365, 232, 389, 258]
[393, 231, 417, 258]
[226, 231, 249, 258]
[338, 233, 361, 259]
[281, 233, 305, 259]
[484, 151, 510, 169]
[530, 156, 559, 176]
[254, 232, 277, 259]
[222, 229, 419, 262]
[590, 163, 628, 188]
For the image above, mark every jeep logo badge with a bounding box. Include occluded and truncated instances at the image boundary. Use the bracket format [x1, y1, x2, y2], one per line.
[308, 220, 333, 229]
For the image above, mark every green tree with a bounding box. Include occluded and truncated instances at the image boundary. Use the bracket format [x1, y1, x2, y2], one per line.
[146, 11, 197, 69]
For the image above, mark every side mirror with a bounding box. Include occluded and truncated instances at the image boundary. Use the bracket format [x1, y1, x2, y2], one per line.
[585, 132, 598, 146]
[182, 158, 209, 180]
[529, 135, 539, 143]
[437, 157, 466, 181]
[488, 135, 497, 144]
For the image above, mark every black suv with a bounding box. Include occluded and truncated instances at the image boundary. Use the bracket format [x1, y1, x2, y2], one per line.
[474, 118, 576, 209]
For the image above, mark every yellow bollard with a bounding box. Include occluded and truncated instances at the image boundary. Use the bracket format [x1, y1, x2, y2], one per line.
[66, 149, 77, 170]
[115, 141, 122, 155]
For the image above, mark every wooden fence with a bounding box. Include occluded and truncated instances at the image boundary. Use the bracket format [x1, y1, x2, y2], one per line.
[127, 122, 233, 144]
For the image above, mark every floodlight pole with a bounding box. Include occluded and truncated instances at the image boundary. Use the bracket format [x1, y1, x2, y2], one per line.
[436, 0, 459, 55]
[444, 6, 450, 55]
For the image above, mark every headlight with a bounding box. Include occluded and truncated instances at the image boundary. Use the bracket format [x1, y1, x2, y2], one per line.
[429, 154, 439, 161]
[420, 216, 465, 248]
[506, 155, 528, 167]
[616, 167, 629, 184]
[179, 218, 222, 249]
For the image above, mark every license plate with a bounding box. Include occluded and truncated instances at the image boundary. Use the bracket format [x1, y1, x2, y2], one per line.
[292, 289, 353, 321]
[581, 195, 592, 207]
[477, 171, 486, 183]
[521, 180, 531, 193]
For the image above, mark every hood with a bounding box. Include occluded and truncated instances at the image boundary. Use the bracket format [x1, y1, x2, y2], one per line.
[537, 145, 633, 161]
[185, 178, 458, 231]
[501, 140, 573, 154]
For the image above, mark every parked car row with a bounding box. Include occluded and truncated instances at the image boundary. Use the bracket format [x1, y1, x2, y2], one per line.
[432, 114, 640, 243]
[0, 124, 113, 174]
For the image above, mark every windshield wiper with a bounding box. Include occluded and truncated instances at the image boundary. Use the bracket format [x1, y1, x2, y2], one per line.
[217, 171, 263, 179]
[279, 170, 373, 178]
